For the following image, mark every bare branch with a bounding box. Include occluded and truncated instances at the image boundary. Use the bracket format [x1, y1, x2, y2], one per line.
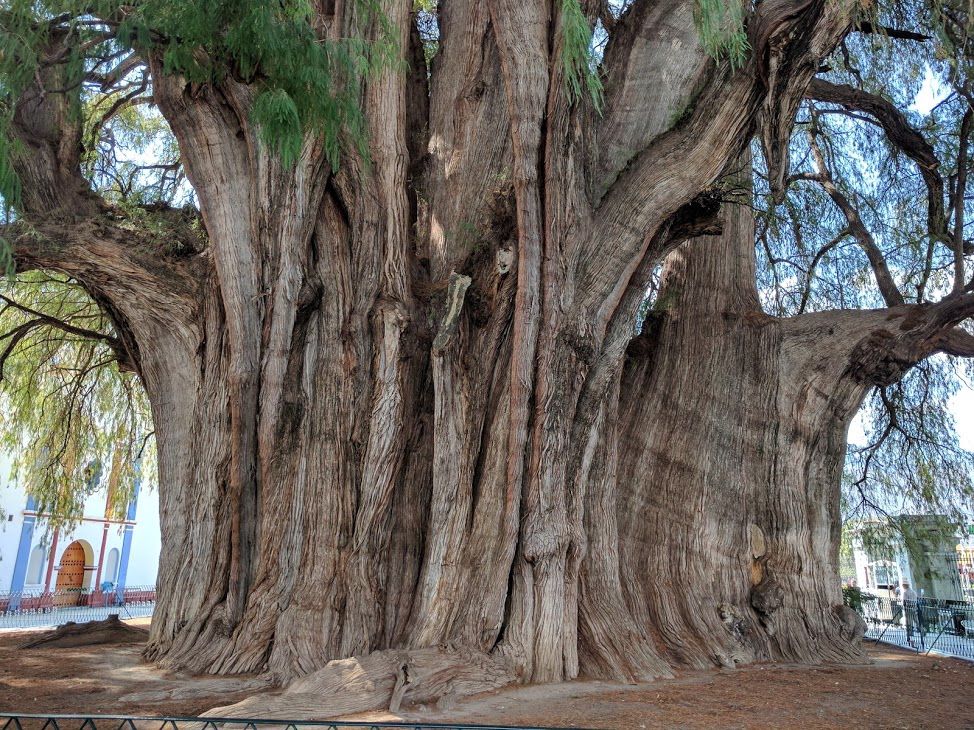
[806, 79, 949, 244]
[798, 228, 850, 313]
[852, 22, 932, 42]
[0, 293, 126, 360]
[805, 129, 906, 307]
[86, 72, 152, 155]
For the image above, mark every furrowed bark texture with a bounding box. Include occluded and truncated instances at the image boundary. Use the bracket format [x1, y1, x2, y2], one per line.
[615, 200, 868, 671]
[20, 0, 971, 706]
[613, 193, 974, 672]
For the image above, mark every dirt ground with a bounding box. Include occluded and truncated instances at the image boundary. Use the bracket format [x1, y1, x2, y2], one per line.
[0, 621, 971, 729]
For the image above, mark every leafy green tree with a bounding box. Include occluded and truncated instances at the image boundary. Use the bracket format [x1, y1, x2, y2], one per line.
[0, 272, 153, 526]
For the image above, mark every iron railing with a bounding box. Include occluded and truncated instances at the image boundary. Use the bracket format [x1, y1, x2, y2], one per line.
[0, 586, 155, 629]
[0, 715, 581, 730]
[862, 595, 974, 660]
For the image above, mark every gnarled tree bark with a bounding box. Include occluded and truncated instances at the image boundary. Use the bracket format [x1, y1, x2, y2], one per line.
[13, 0, 972, 712]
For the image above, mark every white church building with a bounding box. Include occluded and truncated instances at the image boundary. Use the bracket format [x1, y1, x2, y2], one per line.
[0, 451, 160, 603]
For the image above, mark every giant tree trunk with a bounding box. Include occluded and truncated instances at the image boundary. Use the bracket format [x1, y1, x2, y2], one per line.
[18, 0, 956, 699]
[611, 197, 872, 672]
[606, 177, 974, 673]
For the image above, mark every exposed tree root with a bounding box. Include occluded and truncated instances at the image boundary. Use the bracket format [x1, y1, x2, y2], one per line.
[18, 614, 149, 649]
[202, 647, 516, 720]
[118, 677, 275, 705]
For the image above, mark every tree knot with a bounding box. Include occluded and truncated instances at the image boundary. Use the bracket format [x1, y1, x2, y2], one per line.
[847, 330, 917, 386]
[556, 327, 598, 367]
[750, 576, 784, 618]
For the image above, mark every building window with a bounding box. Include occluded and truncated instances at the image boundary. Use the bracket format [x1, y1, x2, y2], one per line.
[26, 545, 46, 585]
[104, 548, 120, 584]
[869, 561, 898, 591]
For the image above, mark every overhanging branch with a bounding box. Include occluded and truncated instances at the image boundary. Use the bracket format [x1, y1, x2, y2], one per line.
[806, 79, 949, 243]
[805, 128, 906, 307]
[852, 22, 931, 42]
[0, 292, 130, 368]
[941, 327, 974, 357]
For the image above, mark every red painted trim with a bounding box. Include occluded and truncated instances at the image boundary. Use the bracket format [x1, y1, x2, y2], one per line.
[42, 528, 60, 594]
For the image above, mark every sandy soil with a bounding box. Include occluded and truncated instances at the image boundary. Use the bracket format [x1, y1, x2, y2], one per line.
[0, 623, 971, 729]
[0, 619, 269, 717]
[349, 647, 974, 729]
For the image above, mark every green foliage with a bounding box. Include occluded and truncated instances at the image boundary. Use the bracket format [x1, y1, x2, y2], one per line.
[560, 0, 604, 110]
[842, 584, 877, 613]
[252, 89, 304, 168]
[693, 0, 750, 68]
[0, 273, 154, 528]
[115, 0, 397, 169]
[0, 0, 398, 198]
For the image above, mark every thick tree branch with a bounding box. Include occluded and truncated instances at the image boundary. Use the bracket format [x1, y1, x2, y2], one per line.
[858, 294, 974, 380]
[806, 129, 905, 307]
[590, 0, 856, 321]
[597, 0, 617, 32]
[807, 78, 949, 244]
[756, 0, 856, 198]
[3, 212, 205, 376]
[595, 0, 708, 199]
[941, 327, 974, 356]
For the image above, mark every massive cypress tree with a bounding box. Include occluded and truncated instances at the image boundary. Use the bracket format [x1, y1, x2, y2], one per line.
[1, 0, 973, 705]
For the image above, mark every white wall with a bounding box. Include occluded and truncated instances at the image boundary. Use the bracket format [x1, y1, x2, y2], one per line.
[0, 450, 160, 592]
[125, 483, 160, 587]
[0, 451, 27, 592]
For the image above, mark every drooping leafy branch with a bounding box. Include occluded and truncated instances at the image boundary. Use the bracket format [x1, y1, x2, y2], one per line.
[0, 272, 154, 527]
[0, 0, 399, 200]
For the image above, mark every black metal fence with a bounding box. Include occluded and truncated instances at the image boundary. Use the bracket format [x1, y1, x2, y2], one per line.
[862, 596, 974, 660]
[0, 586, 155, 630]
[0, 716, 578, 730]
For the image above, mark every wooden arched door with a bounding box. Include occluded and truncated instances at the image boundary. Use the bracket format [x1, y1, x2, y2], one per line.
[54, 541, 86, 606]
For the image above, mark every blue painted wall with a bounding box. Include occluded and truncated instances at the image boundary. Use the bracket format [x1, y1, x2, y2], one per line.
[115, 470, 141, 599]
[9, 495, 39, 608]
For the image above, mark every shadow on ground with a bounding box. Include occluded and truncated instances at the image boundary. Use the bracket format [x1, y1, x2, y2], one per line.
[0, 621, 970, 729]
